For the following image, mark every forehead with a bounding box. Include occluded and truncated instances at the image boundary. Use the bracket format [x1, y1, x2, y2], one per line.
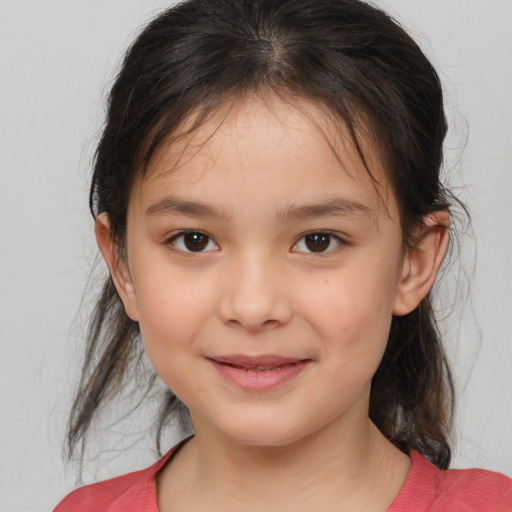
[133, 95, 397, 219]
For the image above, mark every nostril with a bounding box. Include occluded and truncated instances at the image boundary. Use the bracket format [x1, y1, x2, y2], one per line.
[261, 319, 281, 329]
[217, 283, 293, 330]
[225, 317, 282, 331]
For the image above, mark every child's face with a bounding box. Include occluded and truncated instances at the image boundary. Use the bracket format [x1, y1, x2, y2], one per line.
[114, 96, 411, 446]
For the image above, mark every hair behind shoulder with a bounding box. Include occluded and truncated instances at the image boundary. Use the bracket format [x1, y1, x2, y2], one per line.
[69, 0, 457, 469]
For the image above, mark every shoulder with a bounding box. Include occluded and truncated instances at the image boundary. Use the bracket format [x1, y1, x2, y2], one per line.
[53, 467, 152, 512]
[393, 451, 512, 512]
[433, 462, 512, 511]
[53, 450, 175, 512]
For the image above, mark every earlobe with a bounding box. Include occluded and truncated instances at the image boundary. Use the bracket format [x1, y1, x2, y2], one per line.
[95, 214, 139, 321]
[392, 211, 450, 316]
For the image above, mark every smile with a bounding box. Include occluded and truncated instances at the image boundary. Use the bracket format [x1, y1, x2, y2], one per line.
[207, 355, 311, 391]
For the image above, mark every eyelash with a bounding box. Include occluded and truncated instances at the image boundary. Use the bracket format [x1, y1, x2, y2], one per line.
[164, 230, 347, 254]
[165, 230, 219, 253]
[292, 231, 347, 254]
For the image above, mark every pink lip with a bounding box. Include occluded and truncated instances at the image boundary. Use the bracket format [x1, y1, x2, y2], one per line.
[207, 354, 311, 391]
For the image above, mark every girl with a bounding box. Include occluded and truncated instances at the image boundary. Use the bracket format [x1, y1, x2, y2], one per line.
[55, 0, 511, 510]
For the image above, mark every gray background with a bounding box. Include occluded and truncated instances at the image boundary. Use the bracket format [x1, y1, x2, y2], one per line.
[1, 1, 511, 510]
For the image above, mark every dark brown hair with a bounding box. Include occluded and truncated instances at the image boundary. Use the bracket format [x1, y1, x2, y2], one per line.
[69, 0, 456, 469]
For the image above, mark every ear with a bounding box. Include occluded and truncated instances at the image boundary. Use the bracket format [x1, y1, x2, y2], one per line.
[95, 213, 139, 321]
[392, 211, 450, 316]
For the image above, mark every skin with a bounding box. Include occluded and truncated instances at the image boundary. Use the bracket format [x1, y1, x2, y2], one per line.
[96, 95, 449, 511]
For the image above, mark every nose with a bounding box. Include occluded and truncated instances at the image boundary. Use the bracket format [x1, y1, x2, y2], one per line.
[217, 252, 293, 332]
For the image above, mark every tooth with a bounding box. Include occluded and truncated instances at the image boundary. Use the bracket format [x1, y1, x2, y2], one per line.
[233, 363, 291, 371]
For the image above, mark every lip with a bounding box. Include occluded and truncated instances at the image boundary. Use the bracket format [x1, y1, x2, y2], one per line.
[207, 354, 311, 391]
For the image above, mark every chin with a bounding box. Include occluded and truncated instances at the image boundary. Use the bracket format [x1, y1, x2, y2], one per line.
[216, 415, 314, 448]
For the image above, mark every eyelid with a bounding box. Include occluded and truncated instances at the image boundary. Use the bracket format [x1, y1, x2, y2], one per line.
[165, 230, 220, 253]
[291, 231, 348, 254]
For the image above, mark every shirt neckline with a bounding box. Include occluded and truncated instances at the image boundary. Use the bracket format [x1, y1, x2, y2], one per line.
[146, 443, 435, 512]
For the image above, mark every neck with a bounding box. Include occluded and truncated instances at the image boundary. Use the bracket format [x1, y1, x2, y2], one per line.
[157, 411, 410, 512]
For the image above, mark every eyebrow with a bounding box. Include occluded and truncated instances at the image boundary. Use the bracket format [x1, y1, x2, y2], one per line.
[145, 196, 232, 219]
[276, 197, 372, 221]
[145, 195, 372, 221]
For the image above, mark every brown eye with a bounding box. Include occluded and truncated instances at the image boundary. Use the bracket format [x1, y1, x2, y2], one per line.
[293, 232, 344, 254]
[305, 233, 331, 252]
[168, 231, 219, 253]
[183, 233, 209, 251]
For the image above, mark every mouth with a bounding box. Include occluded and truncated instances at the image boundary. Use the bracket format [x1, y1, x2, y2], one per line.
[207, 355, 311, 391]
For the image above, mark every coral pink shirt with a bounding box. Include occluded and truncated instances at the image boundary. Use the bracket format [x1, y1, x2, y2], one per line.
[55, 444, 512, 511]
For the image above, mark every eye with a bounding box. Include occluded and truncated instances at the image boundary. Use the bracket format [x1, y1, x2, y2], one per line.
[293, 232, 345, 254]
[167, 231, 219, 253]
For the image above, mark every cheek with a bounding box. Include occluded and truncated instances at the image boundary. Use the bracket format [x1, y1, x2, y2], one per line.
[136, 286, 213, 401]
[302, 259, 399, 369]
[309, 263, 397, 330]
[132, 269, 213, 371]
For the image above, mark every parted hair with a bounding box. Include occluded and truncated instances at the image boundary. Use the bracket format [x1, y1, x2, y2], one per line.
[69, 0, 456, 469]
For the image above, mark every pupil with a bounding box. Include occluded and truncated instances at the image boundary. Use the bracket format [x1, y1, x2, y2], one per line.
[305, 233, 330, 252]
[184, 233, 208, 251]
